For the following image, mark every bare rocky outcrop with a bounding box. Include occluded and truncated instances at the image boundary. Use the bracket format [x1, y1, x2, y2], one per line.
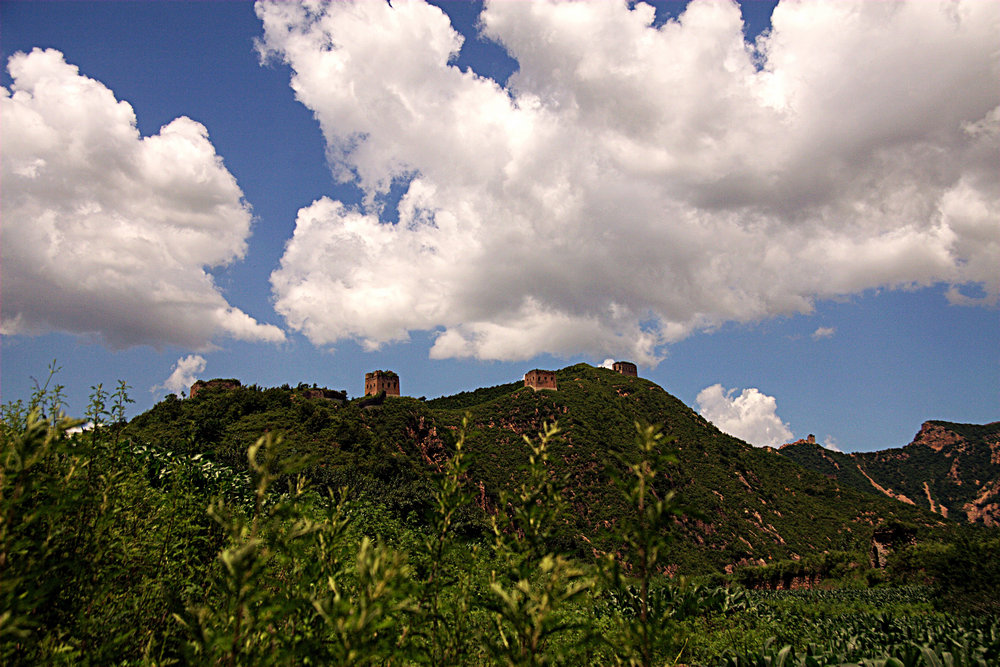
[910, 421, 965, 452]
[869, 522, 917, 568]
[922, 481, 948, 518]
[962, 479, 1000, 526]
[857, 467, 916, 506]
[724, 557, 767, 574]
[779, 419, 1000, 526]
[404, 415, 447, 468]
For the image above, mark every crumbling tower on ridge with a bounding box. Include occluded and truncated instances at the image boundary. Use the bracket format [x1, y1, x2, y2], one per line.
[612, 361, 638, 377]
[365, 370, 400, 397]
[524, 369, 557, 391]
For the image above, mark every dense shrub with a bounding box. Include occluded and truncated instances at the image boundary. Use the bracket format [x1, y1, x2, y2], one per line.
[3, 369, 998, 666]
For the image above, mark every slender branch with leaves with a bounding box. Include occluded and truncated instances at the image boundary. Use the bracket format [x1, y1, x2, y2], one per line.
[487, 422, 594, 667]
[599, 422, 686, 667]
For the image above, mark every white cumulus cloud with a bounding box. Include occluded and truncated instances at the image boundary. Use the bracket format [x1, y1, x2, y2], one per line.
[811, 327, 836, 340]
[1, 48, 285, 349]
[156, 354, 207, 396]
[822, 435, 843, 453]
[696, 383, 794, 447]
[258, 0, 999, 363]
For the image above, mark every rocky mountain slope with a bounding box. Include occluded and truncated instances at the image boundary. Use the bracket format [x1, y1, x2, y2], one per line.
[779, 421, 1000, 526]
[126, 363, 943, 573]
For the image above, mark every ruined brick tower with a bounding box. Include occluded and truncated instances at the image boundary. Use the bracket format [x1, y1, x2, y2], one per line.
[189, 378, 241, 399]
[524, 369, 557, 391]
[365, 370, 400, 397]
[612, 361, 638, 377]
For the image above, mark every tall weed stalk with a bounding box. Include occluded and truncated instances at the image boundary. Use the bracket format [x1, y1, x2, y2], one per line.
[176, 432, 413, 665]
[600, 423, 686, 667]
[487, 422, 593, 666]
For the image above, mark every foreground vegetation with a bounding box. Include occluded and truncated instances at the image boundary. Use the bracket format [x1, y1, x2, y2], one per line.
[2, 370, 998, 665]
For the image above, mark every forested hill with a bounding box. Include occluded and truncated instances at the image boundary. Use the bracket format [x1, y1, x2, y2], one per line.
[126, 363, 941, 574]
[779, 420, 1000, 526]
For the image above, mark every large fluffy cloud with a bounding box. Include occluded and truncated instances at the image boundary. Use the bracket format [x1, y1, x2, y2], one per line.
[155, 354, 207, 396]
[260, 0, 999, 363]
[1, 48, 284, 348]
[696, 384, 793, 447]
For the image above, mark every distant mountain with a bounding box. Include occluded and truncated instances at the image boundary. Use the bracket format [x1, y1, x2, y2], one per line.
[778, 421, 1000, 526]
[126, 364, 943, 574]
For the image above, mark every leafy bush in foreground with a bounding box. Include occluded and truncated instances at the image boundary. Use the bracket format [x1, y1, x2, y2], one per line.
[2, 370, 999, 666]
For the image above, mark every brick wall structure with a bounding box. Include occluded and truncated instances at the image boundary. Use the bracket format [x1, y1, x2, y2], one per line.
[189, 379, 241, 399]
[302, 388, 347, 403]
[612, 361, 638, 377]
[365, 371, 400, 397]
[524, 369, 557, 391]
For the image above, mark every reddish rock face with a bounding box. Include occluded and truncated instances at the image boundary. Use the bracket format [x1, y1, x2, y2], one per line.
[869, 523, 917, 568]
[962, 479, 1000, 527]
[911, 422, 965, 452]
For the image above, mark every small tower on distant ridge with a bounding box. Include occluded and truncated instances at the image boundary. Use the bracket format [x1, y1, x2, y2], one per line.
[365, 370, 400, 397]
[612, 361, 638, 377]
[189, 378, 241, 399]
[524, 369, 557, 391]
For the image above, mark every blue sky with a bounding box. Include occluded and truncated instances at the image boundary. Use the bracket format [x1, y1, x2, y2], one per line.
[2, 0, 997, 452]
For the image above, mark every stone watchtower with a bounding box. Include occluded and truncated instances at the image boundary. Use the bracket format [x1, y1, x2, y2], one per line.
[612, 361, 638, 377]
[189, 378, 241, 399]
[524, 369, 557, 391]
[365, 370, 400, 397]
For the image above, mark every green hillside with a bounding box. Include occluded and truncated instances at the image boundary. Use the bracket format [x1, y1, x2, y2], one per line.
[6, 367, 999, 665]
[126, 363, 940, 574]
[779, 420, 1000, 525]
